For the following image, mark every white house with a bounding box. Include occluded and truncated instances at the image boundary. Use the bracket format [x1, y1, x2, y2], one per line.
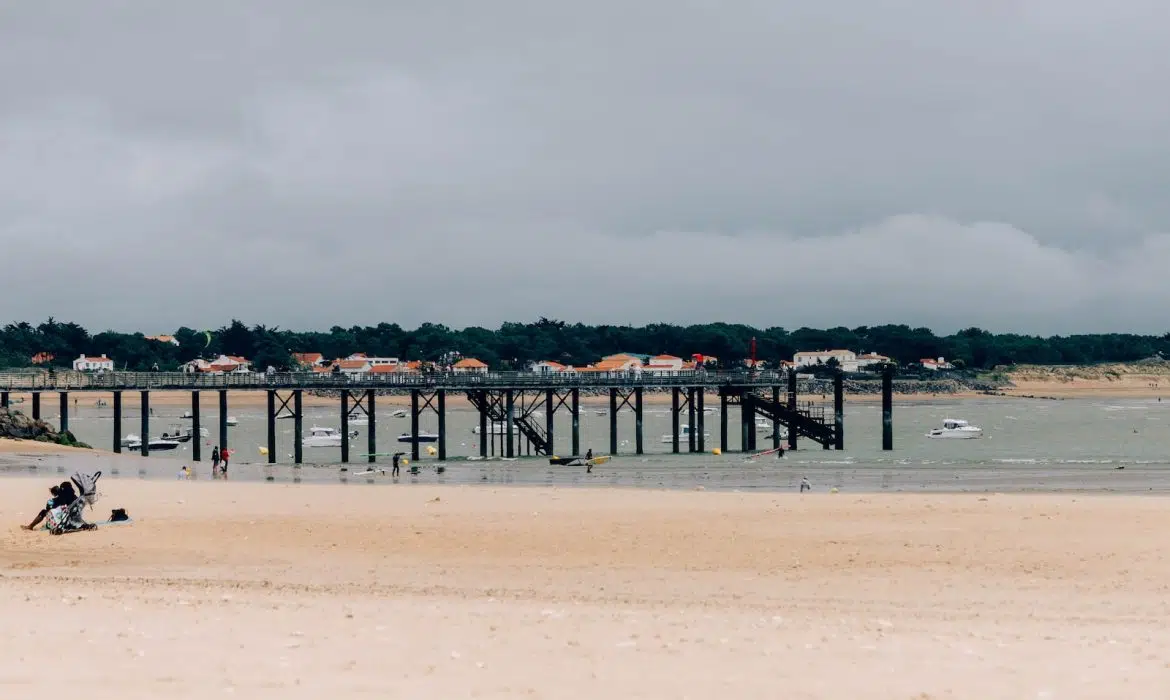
[854, 353, 891, 370]
[921, 357, 954, 371]
[643, 354, 686, 374]
[73, 354, 114, 372]
[452, 358, 489, 373]
[793, 350, 857, 369]
[530, 360, 575, 374]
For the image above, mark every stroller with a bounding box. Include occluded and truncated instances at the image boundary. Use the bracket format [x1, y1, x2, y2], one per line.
[46, 470, 101, 535]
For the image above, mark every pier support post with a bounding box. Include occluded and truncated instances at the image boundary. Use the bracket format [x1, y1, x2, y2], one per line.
[609, 388, 618, 455]
[112, 391, 122, 453]
[191, 391, 201, 462]
[741, 396, 751, 452]
[570, 388, 580, 456]
[59, 392, 68, 433]
[719, 391, 729, 453]
[545, 389, 555, 456]
[266, 391, 277, 464]
[340, 393, 349, 463]
[140, 391, 150, 457]
[834, 370, 845, 450]
[747, 397, 757, 451]
[671, 387, 681, 454]
[505, 390, 515, 458]
[771, 386, 781, 449]
[437, 390, 446, 461]
[0, 391, 8, 409]
[787, 369, 798, 451]
[882, 364, 894, 451]
[293, 390, 303, 465]
[32, 392, 40, 421]
[685, 388, 695, 452]
[410, 389, 420, 461]
[634, 387, 644, 455]
[366, 389, 376, 463]
[218, 390, 228, 452]
[478, 394, 488, 457]
[696, 389, 706, 452]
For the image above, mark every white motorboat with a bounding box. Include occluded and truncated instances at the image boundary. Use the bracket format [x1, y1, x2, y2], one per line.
[755, 417, 772, 432]
[390, 409, 408, 418]
[180, 411, 193, 419]
[125, 436, 182, 451]
[398, 431, 440, 443]
[346, 415, 369, 426]
[225, 416, 239, 426]
[926, 419, 983, 439]
[472, 421, 520, 435]
[303, 426, 343, 448]
[660, 425, 711, 444]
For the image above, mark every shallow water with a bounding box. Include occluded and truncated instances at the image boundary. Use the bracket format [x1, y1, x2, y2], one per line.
[2, 397, 1168, 493]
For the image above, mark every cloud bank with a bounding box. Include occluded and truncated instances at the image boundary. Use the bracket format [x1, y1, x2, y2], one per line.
[2, 1, 1170, 334]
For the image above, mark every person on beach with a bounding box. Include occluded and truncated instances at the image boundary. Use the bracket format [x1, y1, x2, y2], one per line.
[22, 482, 76, 531]
[392, 452, 401, 477]
[211, 446, 221, 477]
[799, 476, 811, 493]
[220, 447, 232, 475]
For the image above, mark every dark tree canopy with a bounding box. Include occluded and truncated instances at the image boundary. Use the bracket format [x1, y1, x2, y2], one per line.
[0, 319, 1166, 372]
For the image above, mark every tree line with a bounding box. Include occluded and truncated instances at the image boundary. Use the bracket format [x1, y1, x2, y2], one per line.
[1, 318, 1168, 373]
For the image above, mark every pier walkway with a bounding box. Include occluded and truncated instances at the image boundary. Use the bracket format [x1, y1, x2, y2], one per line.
[0, 367, 895, 463]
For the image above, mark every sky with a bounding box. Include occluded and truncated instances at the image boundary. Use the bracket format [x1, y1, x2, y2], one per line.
[2, 1, 1170, 335]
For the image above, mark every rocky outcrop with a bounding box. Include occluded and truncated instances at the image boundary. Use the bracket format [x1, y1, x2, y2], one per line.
[0, 407, 91, 448]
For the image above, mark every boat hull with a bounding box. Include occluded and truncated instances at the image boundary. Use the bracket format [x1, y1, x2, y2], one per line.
[926, 430, 983, 439]
[397, 434, 439, 443]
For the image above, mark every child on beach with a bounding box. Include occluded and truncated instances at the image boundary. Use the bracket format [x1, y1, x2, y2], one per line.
[220, 447, 231, 475]
[211, 446, 221, 477]
[21, 482, 77, 531]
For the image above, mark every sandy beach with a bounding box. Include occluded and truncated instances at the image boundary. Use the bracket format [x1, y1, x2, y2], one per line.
[3, 475, 1169, 699]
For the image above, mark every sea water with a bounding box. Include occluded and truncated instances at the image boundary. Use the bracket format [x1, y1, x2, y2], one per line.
[2, 397, 1168, 493]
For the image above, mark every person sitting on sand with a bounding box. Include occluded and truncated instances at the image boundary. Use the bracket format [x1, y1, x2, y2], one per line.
[22, 482, 77, 531]
[799, 477, 811, 493]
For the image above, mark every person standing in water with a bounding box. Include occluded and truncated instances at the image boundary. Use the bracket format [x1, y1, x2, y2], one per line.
[211, 446, 221, 477]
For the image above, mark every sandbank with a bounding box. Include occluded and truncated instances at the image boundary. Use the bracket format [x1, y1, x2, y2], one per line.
[2, 479, 1168, 698]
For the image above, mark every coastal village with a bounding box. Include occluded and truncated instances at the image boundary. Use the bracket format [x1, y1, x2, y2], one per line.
[51, 343, 964, 376]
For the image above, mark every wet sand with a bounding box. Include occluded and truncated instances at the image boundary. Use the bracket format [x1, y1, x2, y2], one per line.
[3, 477, 1170, 698]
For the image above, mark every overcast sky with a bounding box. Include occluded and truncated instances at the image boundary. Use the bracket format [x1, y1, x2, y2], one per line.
[2, 1, 1169, 335]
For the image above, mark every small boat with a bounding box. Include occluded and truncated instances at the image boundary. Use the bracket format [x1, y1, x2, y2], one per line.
[225, 416, 239, 426]
[303, 426, 345, 448]
[926, 419, 983, 439]
[397, 431, 439, 443]
[125, 436, 182, 451]
[660, 425, 710, 444]
[180, 411, 193, 419]
[120, 433, 140, 448]
[276, 413, 296, 420]
[472, 421, 519, 435]
[390, 409, 408, 418]
[549, 455, 611, 467]
[159, 425, 209, 443]
[347, 415, 369, 426]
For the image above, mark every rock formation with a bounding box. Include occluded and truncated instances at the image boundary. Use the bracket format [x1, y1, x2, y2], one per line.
[0, 407, 91, 448]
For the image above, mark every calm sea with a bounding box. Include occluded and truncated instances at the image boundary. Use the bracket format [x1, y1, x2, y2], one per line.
[3, 397, 1168, 493]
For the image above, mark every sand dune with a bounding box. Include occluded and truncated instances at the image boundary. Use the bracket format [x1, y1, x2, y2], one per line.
[2, 479, 1169, 698]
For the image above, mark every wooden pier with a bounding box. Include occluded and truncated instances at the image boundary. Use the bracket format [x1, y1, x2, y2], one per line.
[0, 366, 897, 462]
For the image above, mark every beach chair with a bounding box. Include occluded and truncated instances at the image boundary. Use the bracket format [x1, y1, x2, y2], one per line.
[47, 471, 101, 535]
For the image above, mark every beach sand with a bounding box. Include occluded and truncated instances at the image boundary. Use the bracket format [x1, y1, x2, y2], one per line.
[2, 477, 1169, 698]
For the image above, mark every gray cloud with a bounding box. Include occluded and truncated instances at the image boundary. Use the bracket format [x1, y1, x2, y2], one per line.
[3, 1, 1170, 335]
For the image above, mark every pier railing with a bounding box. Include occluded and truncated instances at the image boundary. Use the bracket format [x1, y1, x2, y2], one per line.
[0, 369, 789, 392]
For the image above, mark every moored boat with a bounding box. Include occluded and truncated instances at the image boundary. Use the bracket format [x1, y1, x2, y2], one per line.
[926, 419, 983, 439]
